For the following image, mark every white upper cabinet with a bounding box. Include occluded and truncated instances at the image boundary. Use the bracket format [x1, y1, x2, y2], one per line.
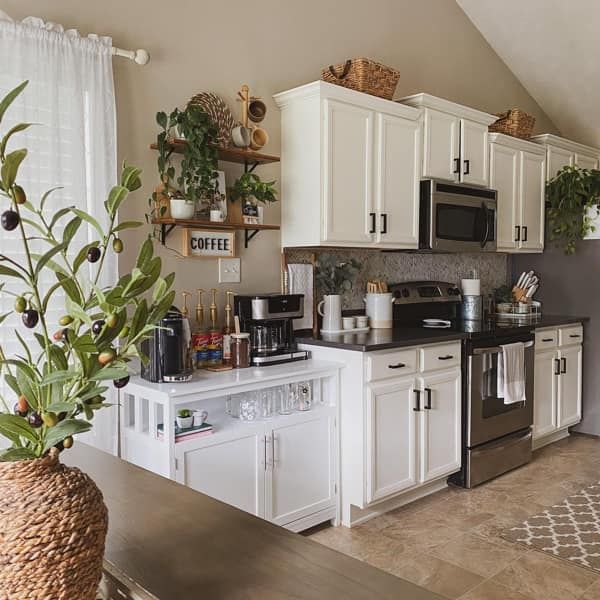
[489, 133, 546, 254]
[274, 82, 421, 249]
[531, 134, 600, 239]
[323, 99, 374, 244]
[398, 93, 497, 187]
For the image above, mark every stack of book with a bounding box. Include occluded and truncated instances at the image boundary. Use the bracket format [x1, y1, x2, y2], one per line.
[156, 421, 213, 443]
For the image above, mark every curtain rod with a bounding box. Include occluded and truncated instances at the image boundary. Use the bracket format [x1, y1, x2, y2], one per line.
[0, 10, 150, 65]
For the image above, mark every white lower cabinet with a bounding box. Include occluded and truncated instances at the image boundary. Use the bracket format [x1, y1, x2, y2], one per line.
[179, 410, 336, 529]
[533, 325, 583, 447]
[365, 361, 461, 504]
[418, 370, 462, 483]
[366, 376, 417, 503]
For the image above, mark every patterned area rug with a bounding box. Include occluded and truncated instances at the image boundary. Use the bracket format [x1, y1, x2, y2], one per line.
[503, 481, 600, 572]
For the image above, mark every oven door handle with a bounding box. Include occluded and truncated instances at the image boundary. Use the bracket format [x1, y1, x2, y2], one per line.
[472, 340, 534, 355]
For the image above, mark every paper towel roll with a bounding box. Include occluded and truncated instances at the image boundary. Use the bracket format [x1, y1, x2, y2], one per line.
[461, 278, 481, 296]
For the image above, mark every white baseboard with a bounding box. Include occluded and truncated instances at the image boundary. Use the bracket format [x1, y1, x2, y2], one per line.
[343, 478, 449, 528]
[285, 506, 337, 533]
[533, 428, 570, 450]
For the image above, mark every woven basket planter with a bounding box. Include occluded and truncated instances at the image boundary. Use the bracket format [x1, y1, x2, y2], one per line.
[321, 58, 400, 100]
[0, 449, 108, 600]
[489, 109, 536, 139]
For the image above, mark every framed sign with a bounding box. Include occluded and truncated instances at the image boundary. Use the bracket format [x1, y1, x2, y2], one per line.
[183, 229, 236, 258]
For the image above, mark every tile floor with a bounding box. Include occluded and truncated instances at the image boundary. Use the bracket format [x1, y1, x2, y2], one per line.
[308, 433, 600, 599]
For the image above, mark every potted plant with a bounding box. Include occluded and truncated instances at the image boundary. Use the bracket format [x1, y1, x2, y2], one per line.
[0, 82, 175, 599]
[176, 408, 194, 429]
[150, 104, 220, 221]
[546, 165, 600, 254]
[230, 172, 277, 224]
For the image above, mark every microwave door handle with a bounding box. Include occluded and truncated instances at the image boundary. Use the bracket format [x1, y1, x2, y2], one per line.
[481, 204, 490, 248]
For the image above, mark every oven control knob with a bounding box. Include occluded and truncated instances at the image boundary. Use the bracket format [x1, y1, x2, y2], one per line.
[447, 287, 454, 296]
[393, 290, 401, 299]
[402, 288, 410, 298]
[453, 287, 461, 296]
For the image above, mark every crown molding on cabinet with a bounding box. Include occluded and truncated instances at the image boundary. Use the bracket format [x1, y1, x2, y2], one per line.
[531, 133, 600, 156]
[488, 132, 546, 155]
[397, 92, 497, 126]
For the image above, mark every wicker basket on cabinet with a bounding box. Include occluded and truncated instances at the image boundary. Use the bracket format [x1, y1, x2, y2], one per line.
[321, 58, 400, 100]
[489, 109, 536, 139]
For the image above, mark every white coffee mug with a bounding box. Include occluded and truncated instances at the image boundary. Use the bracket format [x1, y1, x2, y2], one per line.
[364, 293, 393, 329]
[193, 409, 208, 427]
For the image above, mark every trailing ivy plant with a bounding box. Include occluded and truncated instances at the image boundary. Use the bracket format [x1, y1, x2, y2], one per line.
[230, 172, 277, 205]
[546, 165, 600, 254]
[0, 81, 175, 461]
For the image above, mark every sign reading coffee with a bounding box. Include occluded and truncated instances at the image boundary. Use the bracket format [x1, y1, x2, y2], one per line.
[184, 229, 235, 258]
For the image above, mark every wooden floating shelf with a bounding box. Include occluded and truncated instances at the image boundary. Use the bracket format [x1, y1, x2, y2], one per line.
[151, 218, 279, 248]
[150, 139, 279, 170]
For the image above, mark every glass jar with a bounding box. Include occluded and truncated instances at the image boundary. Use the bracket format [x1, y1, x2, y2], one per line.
[296, 381, 312, 411]
[231, 333, 251, 368]
[239, 391, 259, 422]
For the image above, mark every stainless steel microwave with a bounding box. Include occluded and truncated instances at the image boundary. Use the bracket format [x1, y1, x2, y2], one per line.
[419, 179, 497, 252]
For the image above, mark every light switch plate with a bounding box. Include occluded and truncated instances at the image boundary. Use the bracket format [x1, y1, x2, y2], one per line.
[218, 258, 241, 283]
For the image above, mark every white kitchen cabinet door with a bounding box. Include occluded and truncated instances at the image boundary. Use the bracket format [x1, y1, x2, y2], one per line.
[490, 142, 519, 251]
[323, 99, 374, 244]
[418, 369, 461, 484]
[374, 112, 420, 248]
[422, 108, 460, 182]
[267, 415, 335, 526]
[366, 377, 417, 503]
[546, 145, 573, 180]
[533, 349, 558, 439]
[558, 345, 583, 429]
[461, 119, 489, 186]
[519, 151, 546, 252]
[574, 153, 598, 171]
[182, 430, 266, 517]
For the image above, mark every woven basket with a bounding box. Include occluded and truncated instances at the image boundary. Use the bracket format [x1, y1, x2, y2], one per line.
[321, 58, 400, 100]
[489, 109, 536, 139]
[0, 449, 108, 600]
[188, 92, 237, 149]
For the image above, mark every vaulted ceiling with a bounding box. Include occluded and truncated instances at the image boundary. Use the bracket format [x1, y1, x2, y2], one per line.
[457, 0, 600, 148]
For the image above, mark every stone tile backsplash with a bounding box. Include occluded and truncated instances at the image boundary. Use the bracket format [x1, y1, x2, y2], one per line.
[285, 248, 510, 310]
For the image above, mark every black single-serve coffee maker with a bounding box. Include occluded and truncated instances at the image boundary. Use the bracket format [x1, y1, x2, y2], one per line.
[233, 294, 309, 366]
[141, 308, 193, 382]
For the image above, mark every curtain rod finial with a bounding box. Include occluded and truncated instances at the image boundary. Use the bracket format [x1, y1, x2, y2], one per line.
[134, 49, 150, 65]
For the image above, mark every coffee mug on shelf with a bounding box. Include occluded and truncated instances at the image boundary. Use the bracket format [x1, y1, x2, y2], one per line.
[193, 409, 208, 427]
[231, 125, 251, 148]
[249, 126, 269, 151]
[248, 98, 267, 123]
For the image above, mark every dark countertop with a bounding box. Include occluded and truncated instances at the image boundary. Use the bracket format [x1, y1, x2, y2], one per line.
[65, 444, 442, 600]
[297, 315, 588, 352]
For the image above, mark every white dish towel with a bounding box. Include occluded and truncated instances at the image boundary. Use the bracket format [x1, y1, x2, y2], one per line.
[287, 263, 313, 331]
[498, 342, 526, 405]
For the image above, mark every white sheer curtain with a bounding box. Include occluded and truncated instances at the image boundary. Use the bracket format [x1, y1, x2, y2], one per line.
[0, 16, 118, 454]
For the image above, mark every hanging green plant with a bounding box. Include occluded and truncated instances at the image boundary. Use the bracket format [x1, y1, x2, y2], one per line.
[546, 165, 600, 254]
[230, 172, 277, 205]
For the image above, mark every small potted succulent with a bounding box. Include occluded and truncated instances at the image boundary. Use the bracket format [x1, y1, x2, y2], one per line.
[230, 172, 277, 224]
[0, 81, 175, 599]
[176, 408, 194, 429]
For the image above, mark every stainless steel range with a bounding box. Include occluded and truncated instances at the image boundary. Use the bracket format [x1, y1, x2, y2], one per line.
[390, 281, 535, 488]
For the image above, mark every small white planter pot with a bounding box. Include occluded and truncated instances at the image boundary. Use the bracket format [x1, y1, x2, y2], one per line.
[176, 415, 194, 429]
[170, 198, 195, 220]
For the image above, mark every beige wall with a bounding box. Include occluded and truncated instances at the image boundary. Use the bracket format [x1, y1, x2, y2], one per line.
[4, 0, 558, 316]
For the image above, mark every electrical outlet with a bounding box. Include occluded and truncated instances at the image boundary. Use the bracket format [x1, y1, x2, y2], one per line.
[218, 258, 241, 283]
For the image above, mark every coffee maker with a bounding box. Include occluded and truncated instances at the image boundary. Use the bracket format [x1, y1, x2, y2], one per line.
[234, 294, 309, 366]
[141, 308, 193, 382]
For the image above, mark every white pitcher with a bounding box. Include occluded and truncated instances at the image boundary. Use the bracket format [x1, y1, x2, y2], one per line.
[317, 294, 342, 332]
[364, 293, 394, 329]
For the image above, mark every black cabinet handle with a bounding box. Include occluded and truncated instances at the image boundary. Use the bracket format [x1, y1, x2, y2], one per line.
[561, 357, 567, 374]
[542, 338, 554, 342]
[453, 158, 460, 174]
[381, 213, 388, 234]
[413, 390, 421, 412]
[515, 226, 521, 242]
[569, 334, 581, 339]
[424, 388, 432, 410]
[438, 355, 454, 361]
[522, 226, 528, 242]
[369, 212, 376, 234]
[463, 159, 470, 175]
[555, 358, 561, 376]
[388, 362, 406, 369]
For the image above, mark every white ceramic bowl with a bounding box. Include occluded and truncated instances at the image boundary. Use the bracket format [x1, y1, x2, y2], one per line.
[170, 198, 195, 219]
